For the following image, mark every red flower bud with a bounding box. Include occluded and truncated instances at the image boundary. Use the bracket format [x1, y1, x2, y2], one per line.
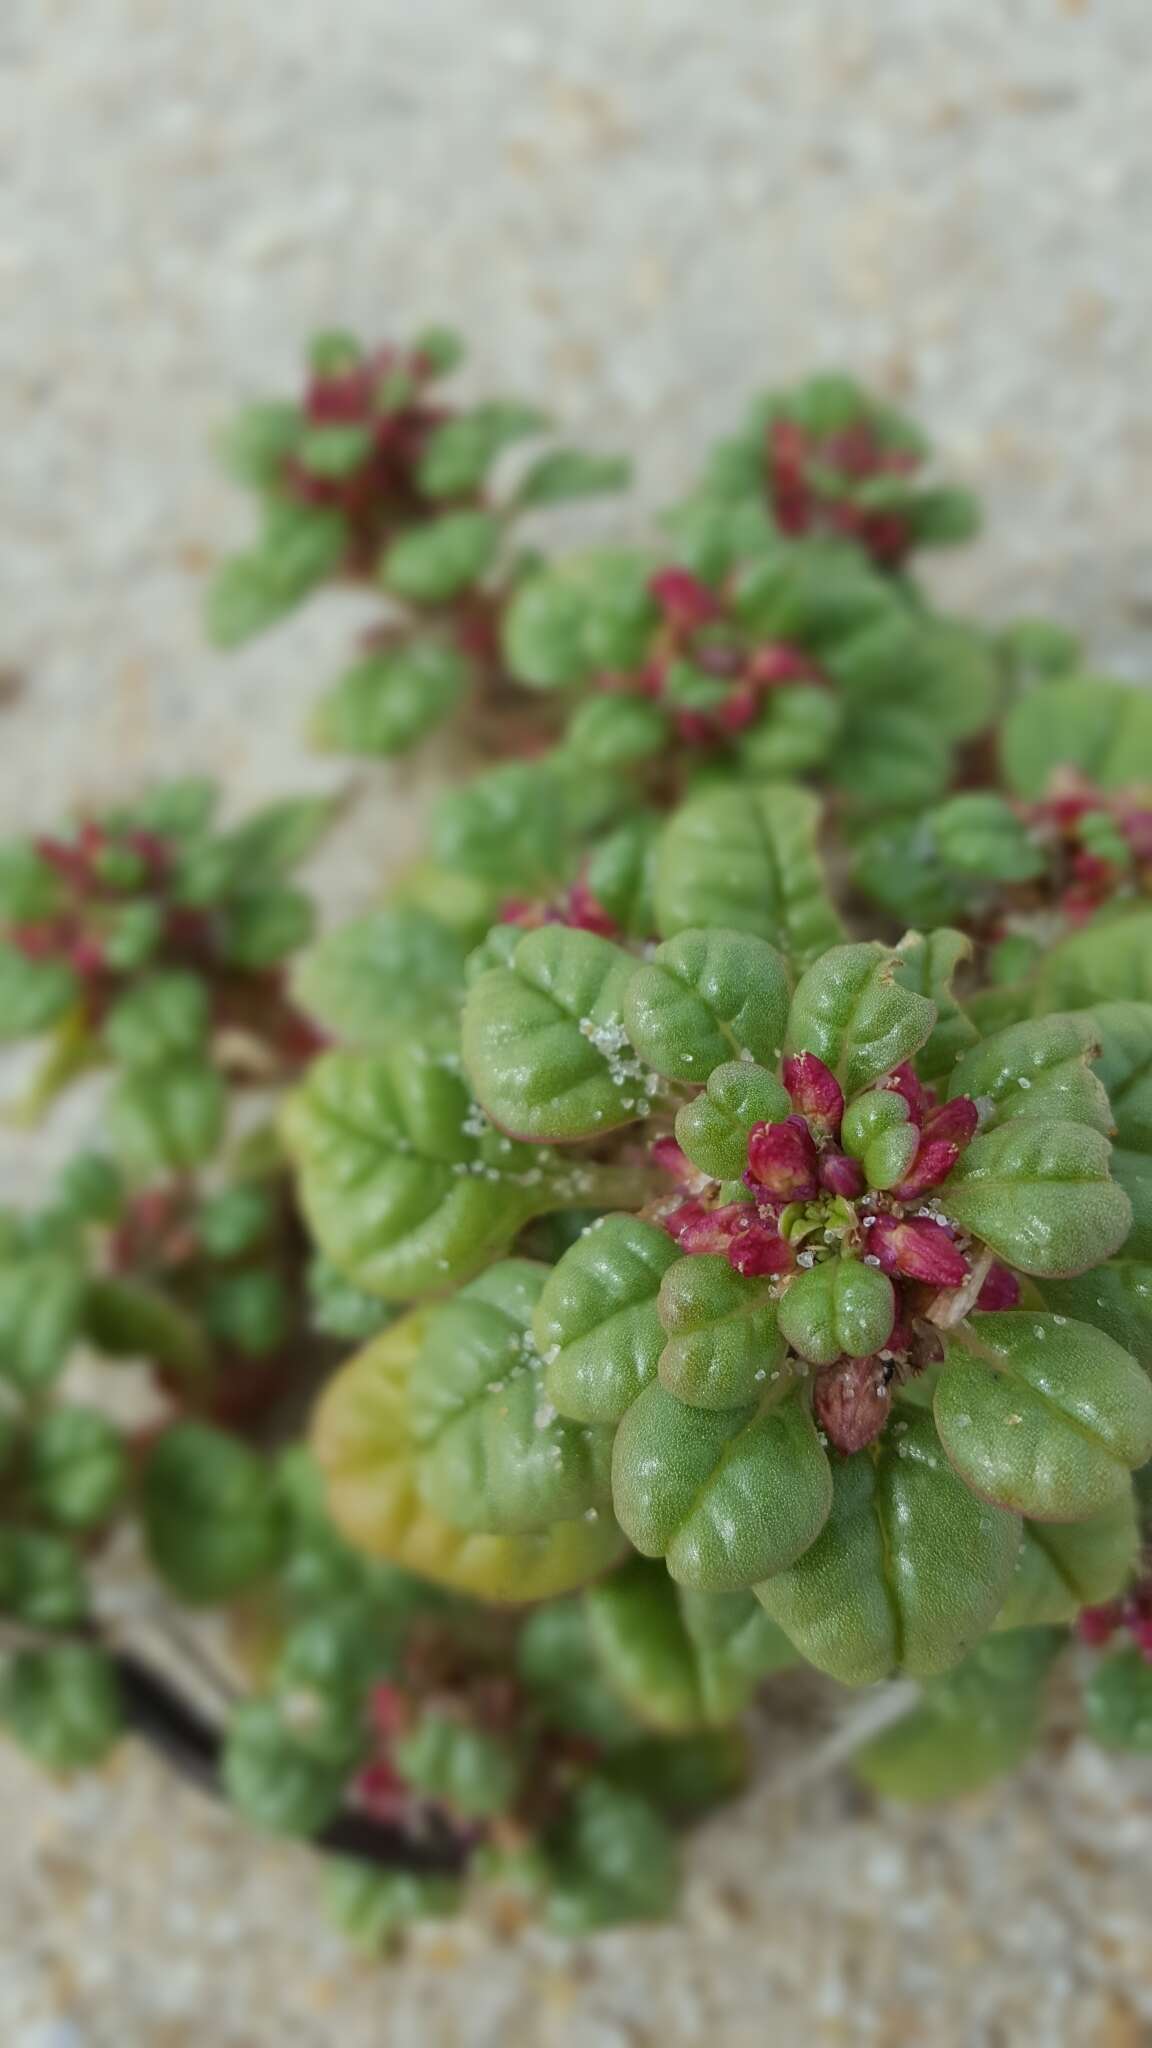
[892, 1095, 979, 1199]
[666, 1201, 794, 1276]
[813, 1354, 892, 1454]
[877, 1062, 932, 1124]
[651, 1136, 699, 1188]
[745, 643, 820, 688]
[1077, 1603, 1122, 1649]
[866, 1216, 968, 1287]
[976, 1262, 1021, 1311]
[727, 1222, 796, 1278]
[648, 567, 719, 632]
[564, 879, 619, 938]
[782, 1052, 844, 1132]
[746, 1115, 820, 1201]
[818, 1150, 865, 1199]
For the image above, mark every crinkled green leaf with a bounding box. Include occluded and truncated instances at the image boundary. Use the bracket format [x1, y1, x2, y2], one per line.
[937, 1119, 1132, 1277]
[0, 1252, 85, 1390]
[83, 1276, 211, 1378]
[624, 928, 791, 1083]
[738, 686, 843, 778]
[583, 1557, 788, 1733]
[0, 841, 61, 924]
[516, 447, 632, 508]
[432, 760, 572, 893]
[653, 784, 843, 965]
[462, 925, 646, 1141]
[515, 1599, 645, 1749]
[0, 1527, 87, 1627]
[501, 552, 656, 691]
[0, 1645, 122, 1772]
[1084, 1646, 1152, 1752]
[292, 906, 466, 1047]
[777, 1257, 895, 1368]
[26, 1407, 127, 1530]
[560, 694, 669, 770]
[408, 1261, 614, 1534]
[103, 972, 210, 1070]
[658, 1255, 785, 1408]
[313, 1312, 626, 1601]
[394, 1709, 521, 1819]
[947, 1014, 1113, 1134]
[852, 1629, 1060, 1801]
[217, 883, 314, 969]
[141, 1423, 284, 1604]
[935, 1312, 1152, 1521]
[1034, 912, 1152, 1014]
[611, 1381, 831, 1591]
[542, 1777, 678, 1932]
[417, 401, 549, 497]
[314, 642, 466, 755]
[535, 1214, 678, 1425]
[284, 1045, 554, 1300]
[784, 942, 936, 1095]
[0, 944, 77, 1043]
[223, 1700, 348, 1835]
[1032, 1262, 1152, 1365]
[1001, 677, 1152, 799]
[755, 1416, 1021, 1684]
[892, 928, 978, 1081]
[583, 814, 661, 939]
[994, 1493, 1139, 1630]
[922, 793, 1045, 884]
[380, 510, 500, 604]
[674, 1059, 790, 1180]
[109, 1056, 226, 1176]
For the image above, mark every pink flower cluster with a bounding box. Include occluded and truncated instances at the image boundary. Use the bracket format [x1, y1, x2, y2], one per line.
[767, 415, 918, 569]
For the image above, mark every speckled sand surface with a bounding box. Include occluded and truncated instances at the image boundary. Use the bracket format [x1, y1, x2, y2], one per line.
[4, 2, 1152, 2041]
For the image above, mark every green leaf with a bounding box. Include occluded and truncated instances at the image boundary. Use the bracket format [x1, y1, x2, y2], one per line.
[380, 510, 500, 604]
[0, 840, 60, 923]
[284, 1045, 553, 1300]
[534, 1215, 679, 1425]
[217, 883, 314, 968]
[501, 553, 656, 691]
[141, 1423, 284, 1603]
[394, 1709, 521, 1818]
[0, 1527, 87, 1627]
[202, 1269, 288, 1358]
[323, 1863, 461, 1950]
[103, 972, 210, 1070]
[516, 1598, 645, 1748]
[0, 1252, 85, 1390]
[1035, 912, 1152, 1013]
[584, 1558, 785, 1732]
[26, 1407, 127, 1530]
[83, 1276, 210, 1378]
[892, 928, 978, 1081]
[1031, 1261, 1152, 1362]
[937, 1120, 1132, 1277]
[784, 942, 936, 1095]
[542, 1777, 678, 1932]
[218, 795, 335, 879]
[1000, 677, 1152, 799]
[292, 906, 466, 1047]
[674, 1059, 791, 1180]
[830, 705, 952, 811]
[0, 1645, 122, 1771]
[560, 694, 669, 770]
[109, 1057, 226, 1175]
[223, 1700, 348, 1835]
[611, 1381, 831, 1591]
[852, 1629, 1059, 1801]
[584, 815, 661, 938]
[516, 448, 631, 507]
[0, 944, 77, 1043]
[624, 928, 791, 1083]
[204, 554, 299, 646]
[432, 760, 571, 893]
[924, 793, 1045, 884]
[777, 1258, 895, 1368]
[755, 1415, 1021, 1684]
[657, 1255, 785, 1408]
[935, 1313, 1152, 1521]
[462, 925, 646, 1141]
[653, 784, 843, 965]
[218, 400, 300, 486]
[738, 686, 843, 778]
[946, 1015, 1113, 1134]
[994, 1494, 1139, 1629]
[1084, 1646, 1152, 1752]
[408, 1261, 615, 1535]
[314, 642, 466, 755]
[418, 402, 548, 497]
[313, 1312, 626, 1601]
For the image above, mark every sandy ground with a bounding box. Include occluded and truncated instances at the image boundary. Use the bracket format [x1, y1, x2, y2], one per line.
[4, 1, 1152, 2040]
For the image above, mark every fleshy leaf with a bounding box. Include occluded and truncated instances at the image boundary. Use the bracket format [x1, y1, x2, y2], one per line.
[611, 1381, 831, 1591]
[776, 1258, 895, 1368]
[292, 907, 466, 1047]
[1085, 1647, 1152, 1752]
[542, 1777, 679, 1933]
[946, 1015, 1112, 1134]
[784, 942, 936, 1096]
[674, 1060, 791, 1180]
[994, 1493, 1139, 1630]
[501, 553, 656, 691]
[652, 785, 843, 966]
[657, 1255, 785, 1409]
[314, 643, 466, 756]
[1000, 676, 1152, 799]
[283, 1045, 554, 1300]
[312, 1313, 625, 1601]
[0, 945, 77, 1043]
[407, 1261, 614, 1534]
[462, 926, 647, 1141]
[0, 1252, 85, 1391]
[1034, 912, 1152, 1013]
[755, 1415, 1021, 1685]
[892, 928, 978, 1081]
[852, 1629, 1060, 1801]
[935, 1312, 1152, 1521]
[534, 1215, 679, 1425]
[624, 929, 791, 1083]
[583, 1558, 793, 1733]
[937, 1120, 1132, 1277]
[141, 1423, 284, 1604]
